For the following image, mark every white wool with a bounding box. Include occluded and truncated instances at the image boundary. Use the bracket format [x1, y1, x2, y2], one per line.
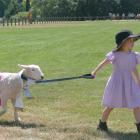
[0, 72, 23, 104]
[0, 64, 44, 122]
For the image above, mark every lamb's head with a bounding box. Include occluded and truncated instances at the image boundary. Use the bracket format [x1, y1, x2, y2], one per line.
[18, 64, 44, 80]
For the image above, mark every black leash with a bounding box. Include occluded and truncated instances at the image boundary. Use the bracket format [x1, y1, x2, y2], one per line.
[35, 74, 95, 83]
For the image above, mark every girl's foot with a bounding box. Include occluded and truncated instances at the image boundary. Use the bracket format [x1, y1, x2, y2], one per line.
[97, 119, 108, 131]
[136, 122, 140, 133]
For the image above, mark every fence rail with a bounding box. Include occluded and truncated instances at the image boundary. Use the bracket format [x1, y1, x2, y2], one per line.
[0, 16, 140, 26]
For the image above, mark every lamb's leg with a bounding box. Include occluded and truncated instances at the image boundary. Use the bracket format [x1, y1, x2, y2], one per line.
[0, 98, 7, 116]
[14, 108, 21, 122]
[0, 106, 7, 116]
[11, 99, 21, 122]
[13, 93, 24, 122]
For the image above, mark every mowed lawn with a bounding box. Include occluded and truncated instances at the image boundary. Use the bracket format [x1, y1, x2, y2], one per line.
[0, 21, 140, 140]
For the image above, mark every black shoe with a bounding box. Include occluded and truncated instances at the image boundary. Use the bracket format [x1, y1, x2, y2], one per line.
[136, 122, 140, 133]
[97, 119, 108, 131]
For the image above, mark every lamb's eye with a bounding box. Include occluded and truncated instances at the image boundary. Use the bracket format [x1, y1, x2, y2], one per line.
[32, 69, 35, 71]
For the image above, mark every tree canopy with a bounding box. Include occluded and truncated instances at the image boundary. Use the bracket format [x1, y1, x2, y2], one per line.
[0, 0, 140, 18]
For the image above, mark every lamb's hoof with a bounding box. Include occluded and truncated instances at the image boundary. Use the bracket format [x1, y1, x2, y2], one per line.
[14, 117, 21, 123]
[15, 107, 24, 112]
[26, 96, 34, 99]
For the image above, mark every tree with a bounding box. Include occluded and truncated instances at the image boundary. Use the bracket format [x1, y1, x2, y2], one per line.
[76, 0, 119, 17]
[26, 0, 30, 11]
[5, 0, 18, 18]
[133, 0, 140, 14]
[120, 0, 135, 15]
[57, 0, 78, 16]
[31, 0, 48, 18]
[76, 0, 87, 16]
[31, 0, 78, 17]
[0, 0, 5, 17]
[22, 0, 140, 17]
[0, 0, 10, 17]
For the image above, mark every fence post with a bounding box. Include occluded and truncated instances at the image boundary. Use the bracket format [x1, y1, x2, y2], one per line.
[10, 19, 12, 26]
[22, 19, 24, 25]
[41, 18, 43, 24]
[25, 19, 27, 25]
[18, 19, 20, 26]
[7, 19, 9, 26]
[44, 18, 46, 24]
[15, 19, 17, 26]
[2, 19, 5, 26]
[48, 17, 49, 23]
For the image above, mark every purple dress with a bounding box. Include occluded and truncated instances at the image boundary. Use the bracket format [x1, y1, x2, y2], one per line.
[103, 51, 140, 109]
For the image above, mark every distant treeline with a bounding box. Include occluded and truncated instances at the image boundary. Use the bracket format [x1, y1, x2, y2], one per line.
[0, 0, 140, 19]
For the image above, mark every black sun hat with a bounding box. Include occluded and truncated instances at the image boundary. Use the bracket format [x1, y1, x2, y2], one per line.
[114, 30, 140, 51]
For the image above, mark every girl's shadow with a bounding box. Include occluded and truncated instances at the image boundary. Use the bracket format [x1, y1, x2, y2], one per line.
[106, 130, 140, 140]
[0, 120, 45, 129]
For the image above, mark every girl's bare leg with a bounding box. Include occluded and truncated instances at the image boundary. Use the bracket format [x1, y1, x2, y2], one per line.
[133, 107, 140, 123]
[101, 107, 113, 122]
[97, 107, 113, 131]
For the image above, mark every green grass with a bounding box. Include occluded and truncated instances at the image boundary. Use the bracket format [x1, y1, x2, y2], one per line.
[0, 21, 140, 139]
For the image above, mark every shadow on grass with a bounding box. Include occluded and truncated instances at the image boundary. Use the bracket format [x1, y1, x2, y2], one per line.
[56, 126, 140, 140]
[0, 120, 45, 129]
[105, 130, 140, 140]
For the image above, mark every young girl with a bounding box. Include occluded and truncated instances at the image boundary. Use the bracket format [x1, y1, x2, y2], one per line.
[91, 30, 140, 132]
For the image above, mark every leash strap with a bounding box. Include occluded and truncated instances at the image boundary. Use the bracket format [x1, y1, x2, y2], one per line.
[36, 74, 94, 83]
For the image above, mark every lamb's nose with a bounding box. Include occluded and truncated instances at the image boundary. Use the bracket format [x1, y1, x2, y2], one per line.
[41, 76, 44, 79]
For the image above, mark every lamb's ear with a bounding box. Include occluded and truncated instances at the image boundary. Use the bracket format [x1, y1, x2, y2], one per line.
[18, 64, 29, 69]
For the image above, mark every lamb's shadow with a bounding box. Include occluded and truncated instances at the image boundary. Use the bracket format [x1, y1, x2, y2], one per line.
[0, 120, 45, 129]
[105, 130, 140, 140]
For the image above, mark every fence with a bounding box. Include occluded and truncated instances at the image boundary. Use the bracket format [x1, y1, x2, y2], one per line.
[0, 16, 139, 26]
[0, 17, 97, 26]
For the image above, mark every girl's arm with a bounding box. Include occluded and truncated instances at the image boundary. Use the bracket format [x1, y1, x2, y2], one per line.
[91, 58, 110, 77]
[131, 68, 140, 86]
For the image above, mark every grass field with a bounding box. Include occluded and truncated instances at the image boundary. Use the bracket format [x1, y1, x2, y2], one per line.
[0, 20, 140, 140]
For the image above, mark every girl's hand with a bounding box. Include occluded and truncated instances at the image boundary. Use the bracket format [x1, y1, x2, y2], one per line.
[91, 71, 96, 78]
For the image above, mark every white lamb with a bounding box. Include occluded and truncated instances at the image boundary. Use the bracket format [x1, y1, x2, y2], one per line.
[0, 64, 44, 122]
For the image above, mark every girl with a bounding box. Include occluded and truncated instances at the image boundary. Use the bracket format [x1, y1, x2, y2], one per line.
[91, 30, 140, 132]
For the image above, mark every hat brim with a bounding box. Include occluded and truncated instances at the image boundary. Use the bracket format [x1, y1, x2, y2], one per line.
[114, 33, 140, 51]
